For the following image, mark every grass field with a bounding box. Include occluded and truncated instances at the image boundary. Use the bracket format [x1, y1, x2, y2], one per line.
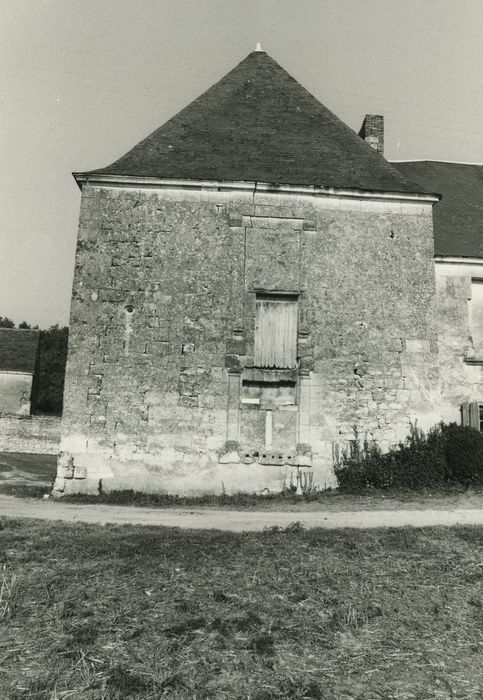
[1, 519, 482, 699]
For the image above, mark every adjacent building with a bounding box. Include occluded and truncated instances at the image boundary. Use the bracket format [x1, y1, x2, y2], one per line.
[0, 329, 40, 415]
[396, 161, 483, 431]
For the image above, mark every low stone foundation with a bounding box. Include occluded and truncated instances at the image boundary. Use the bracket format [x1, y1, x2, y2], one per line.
[0, 415, 61, 455]
[51, 436, 339, 497]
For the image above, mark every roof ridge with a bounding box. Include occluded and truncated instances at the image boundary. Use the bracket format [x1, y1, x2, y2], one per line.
[391, 159, 483, 166]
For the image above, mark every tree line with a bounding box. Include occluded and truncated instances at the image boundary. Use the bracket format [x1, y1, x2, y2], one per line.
[0, 316, 38, 329]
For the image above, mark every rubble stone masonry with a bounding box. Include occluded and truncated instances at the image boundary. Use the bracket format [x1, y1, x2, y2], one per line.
[0, 415, 60, 454]
[56, 183, 439, 495]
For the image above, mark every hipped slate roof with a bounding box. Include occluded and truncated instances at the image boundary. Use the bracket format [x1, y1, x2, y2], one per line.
[80, 51, 431, 195]
[0, 329, 39, 373]
[394, 161, 483, 257]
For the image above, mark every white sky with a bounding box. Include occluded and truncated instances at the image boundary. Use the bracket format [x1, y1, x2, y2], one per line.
[1, 0, 483, 328]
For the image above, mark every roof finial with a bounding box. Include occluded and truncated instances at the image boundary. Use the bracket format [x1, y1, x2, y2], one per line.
[255, 42, 262, 51]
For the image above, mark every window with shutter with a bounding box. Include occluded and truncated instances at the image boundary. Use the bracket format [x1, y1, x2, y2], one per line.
[461, 401, 481, 430]
[254, 293, 298, 369]
[470, 402, 480, 430]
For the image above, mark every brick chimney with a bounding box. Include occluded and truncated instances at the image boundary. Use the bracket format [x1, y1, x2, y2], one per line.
[358, 114, 384, 155]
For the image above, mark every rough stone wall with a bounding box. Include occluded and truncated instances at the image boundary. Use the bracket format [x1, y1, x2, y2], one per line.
[0, 372, 33, 415]
[304, 206, 439, 449]
[435, 261, 483, 421]
[57, 184, 438, 495]
[0, 415, 61, 454]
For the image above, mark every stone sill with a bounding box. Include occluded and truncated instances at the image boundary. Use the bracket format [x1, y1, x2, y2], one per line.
[240, 402, 297, 412]
[464, 359, 483, 365]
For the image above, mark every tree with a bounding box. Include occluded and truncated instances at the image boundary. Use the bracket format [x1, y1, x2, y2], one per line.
[0, 316, 15, 328]
[31, 326, 69, 415]
[18, 321, 31, 329]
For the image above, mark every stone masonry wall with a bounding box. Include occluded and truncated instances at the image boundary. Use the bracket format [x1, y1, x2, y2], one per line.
[0, 415, 61, 454]
[57, 183, 438, 495]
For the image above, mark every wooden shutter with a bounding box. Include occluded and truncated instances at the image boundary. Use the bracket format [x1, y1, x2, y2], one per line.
[254, 296, 298, 369]
[469, 402, 480, 430]
[462, 401, 480, 430]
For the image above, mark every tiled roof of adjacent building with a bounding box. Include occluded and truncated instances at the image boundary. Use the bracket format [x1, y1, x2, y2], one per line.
[394, 161, 483, 257]
[0, 329, 40, 373]
[79, 51, 433, 195]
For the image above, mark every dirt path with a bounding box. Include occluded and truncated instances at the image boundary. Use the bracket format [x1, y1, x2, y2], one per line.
[0, 495, 482, 530]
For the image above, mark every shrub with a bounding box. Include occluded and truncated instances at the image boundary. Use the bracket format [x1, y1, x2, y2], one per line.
[335, 424, 447, 491]
[335, 421, 483, 491]
[441, 423, 483, 485]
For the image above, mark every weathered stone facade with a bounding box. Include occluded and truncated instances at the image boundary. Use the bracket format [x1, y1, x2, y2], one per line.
[56, 182, 439, 495]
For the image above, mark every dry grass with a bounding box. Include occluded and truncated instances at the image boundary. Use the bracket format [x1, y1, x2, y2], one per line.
[0, 518, 482, 699]
[0, 563, 17, 621]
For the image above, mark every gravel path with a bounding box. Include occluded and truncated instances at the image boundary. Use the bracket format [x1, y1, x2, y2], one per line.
[0, 495, 482, 530]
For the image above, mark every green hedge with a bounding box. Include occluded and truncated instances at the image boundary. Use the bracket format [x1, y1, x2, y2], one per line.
[335, 423, 483, 491]
[441, 423, 483, 485]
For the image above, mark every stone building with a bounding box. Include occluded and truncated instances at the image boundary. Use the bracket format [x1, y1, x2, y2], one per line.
[396, 161, 483, 431]
[54, 49, 481, 496]
[0, 329, 39, 415]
